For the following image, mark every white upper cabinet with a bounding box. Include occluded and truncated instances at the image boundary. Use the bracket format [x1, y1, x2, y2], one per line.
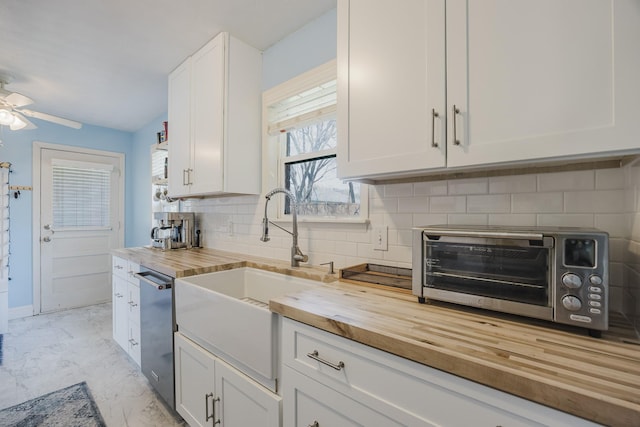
[337, 0, 446, 180]
[168, 32, 262, 198]
[446, 0, 639, 168]
[337, 0, 640, 180]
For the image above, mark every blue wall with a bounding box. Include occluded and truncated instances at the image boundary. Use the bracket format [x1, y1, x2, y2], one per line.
[129, 113, 168, 248]
[2, 121, 133, 309]
[5, 7, 337, 311]
[262, 8, 336, 90]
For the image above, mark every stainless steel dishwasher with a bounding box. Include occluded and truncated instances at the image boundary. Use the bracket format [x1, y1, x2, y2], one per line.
[134, 267, 176, 411]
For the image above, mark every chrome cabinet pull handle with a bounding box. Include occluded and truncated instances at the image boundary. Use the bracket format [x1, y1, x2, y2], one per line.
[308, 422, 319, 427]
[188, 168, 194, 185]
[213, 396, 220, 425]
[114, 292, 123, 298]
[431, 108, 439, 148]
[307, 350, 344, 371]
[205, 392, 213, 422]
[452, 104, 461, 146]
[183, 169, 189, 186]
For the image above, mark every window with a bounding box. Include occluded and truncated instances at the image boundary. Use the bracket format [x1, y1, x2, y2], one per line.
[52, 162, 112, 229]
[264, 61, 367, 221]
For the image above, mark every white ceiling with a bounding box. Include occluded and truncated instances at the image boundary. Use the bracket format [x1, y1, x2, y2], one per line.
[0, 0, 336, 132]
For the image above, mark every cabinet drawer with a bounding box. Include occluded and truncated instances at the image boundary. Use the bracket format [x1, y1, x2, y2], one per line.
[127, 282, 140, 325]
[282, 365, 410, 427]
[129, 323, 141, 366]
[112, 256, 128, 279]
[127, 261, 140, 283]
[282, 318, 595, 427]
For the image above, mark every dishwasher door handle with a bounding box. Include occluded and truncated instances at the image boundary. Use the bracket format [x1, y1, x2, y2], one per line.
[134, 271, 172, 290]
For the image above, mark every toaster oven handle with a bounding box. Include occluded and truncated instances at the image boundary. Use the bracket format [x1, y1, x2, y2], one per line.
[423, 229, 545, 241]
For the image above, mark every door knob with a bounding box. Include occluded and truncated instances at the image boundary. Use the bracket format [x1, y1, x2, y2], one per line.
[42, 236, 51, 242]
[44, 224, 55, 234]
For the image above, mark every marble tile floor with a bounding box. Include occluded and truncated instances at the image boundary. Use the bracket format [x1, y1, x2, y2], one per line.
[0, 303, 186, 427]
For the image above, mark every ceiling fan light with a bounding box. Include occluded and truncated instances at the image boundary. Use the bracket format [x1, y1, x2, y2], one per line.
[9, 114, 27, 130]
[0, 109, 15, 126]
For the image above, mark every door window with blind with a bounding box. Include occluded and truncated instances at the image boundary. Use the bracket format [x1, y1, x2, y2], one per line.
[264, 60, 367, 220]
[52, 160, 113, 230]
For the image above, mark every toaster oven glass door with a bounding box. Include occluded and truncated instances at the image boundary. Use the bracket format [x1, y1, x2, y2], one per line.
[424, 240, 550, 306]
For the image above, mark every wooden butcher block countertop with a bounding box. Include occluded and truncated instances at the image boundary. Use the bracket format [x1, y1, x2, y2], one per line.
[270, 281, 640, 426]
[111, 246, 335, 281]
[112, 247, 640, 425]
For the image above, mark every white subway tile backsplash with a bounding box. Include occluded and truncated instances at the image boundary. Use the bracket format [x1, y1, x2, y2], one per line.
[512, 193, 563, 213]
[537, 214, 594, 228]
[385, 245, 412, 264]
[595, 214, 630, 238]
[489, 174, 537, 194]
[488, 214, 537, 227]
[398, 196, 428, 213]
[430, 196, 466, 213]
[371, 197, 398, 214]
[384, 183, 413, 197]
[538, 170, 594, 192]
[596, 168, 625, 190]
[448, 178, 488, 195]
[467, 194, 511, 213]
[413, 213, 448, 227]
[447, 214, 488, 225]
[414, 180, 448, 196]
[187, 162, 640, 332]
[564, 190, 625, 213]
[334, 241, 358, 256]
[609, 238, 625, 263]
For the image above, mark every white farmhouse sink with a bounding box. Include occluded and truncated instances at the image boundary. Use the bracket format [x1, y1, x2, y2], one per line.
[175, 267, 319, 387]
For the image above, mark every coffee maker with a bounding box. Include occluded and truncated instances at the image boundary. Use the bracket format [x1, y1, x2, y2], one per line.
[151, 212, 195, 250]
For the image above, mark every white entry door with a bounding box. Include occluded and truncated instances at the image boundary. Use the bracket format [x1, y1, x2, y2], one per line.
[38, 146, 123, 313]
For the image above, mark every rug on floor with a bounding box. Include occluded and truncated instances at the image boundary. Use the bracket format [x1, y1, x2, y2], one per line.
[0, 381, 106, 427]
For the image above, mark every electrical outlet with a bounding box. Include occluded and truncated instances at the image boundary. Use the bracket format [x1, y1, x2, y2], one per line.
[227, 219, 234, 237]
[373, 226, 388, 251]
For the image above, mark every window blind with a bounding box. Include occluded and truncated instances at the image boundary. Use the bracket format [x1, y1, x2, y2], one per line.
[52, 165, 111, 229]
[267, 79, 337, 135]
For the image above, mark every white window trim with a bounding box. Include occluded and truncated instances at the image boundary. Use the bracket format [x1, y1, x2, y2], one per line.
[262, 60, 369, 225]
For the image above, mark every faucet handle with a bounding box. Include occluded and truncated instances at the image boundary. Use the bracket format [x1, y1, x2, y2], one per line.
[320, 261, 335, 274]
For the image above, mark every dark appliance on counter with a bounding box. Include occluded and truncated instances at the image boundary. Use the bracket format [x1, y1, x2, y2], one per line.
[412, 225, 609, 335]
[151, 212, 195, 250]
[134, 267, 177, 411]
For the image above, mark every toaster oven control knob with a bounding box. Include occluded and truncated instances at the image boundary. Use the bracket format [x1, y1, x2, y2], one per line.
[562, 273, 582, 289]
[589, 275, 603, 286]
[562, 295, 582, 311]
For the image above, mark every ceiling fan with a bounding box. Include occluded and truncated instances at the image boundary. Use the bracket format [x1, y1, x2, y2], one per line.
[0, 74, 82, 130]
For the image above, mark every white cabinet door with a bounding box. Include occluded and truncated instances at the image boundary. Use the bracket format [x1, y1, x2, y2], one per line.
[168, 58, 192, 197]
[337, 0, 446, 180]
[175, 332, 216, 427]
[167, 32, 261, 198]
[446, 0, 640, 168]
[190, 35, 225, 196]
[112, 275, 128, 351]
[175, 332, 280, 427]
[282, 366, 410, 427]
[215, 358, 281, 427]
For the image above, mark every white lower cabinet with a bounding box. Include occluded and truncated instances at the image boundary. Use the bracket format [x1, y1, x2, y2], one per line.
[174, 332, 281, 427]
[281, 318, 598, 427]
[112, 256, 141, 366]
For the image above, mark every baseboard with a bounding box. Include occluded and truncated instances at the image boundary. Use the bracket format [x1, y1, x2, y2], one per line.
[9, 305, 34, 320]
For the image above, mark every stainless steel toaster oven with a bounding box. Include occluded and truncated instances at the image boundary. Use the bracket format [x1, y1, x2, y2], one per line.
[412, 225, 609, 334]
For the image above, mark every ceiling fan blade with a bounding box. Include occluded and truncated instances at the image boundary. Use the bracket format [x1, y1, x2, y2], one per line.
[5, 92, 34, 108]
[10, 111, 37, 130]
[18, 108, 82, 129]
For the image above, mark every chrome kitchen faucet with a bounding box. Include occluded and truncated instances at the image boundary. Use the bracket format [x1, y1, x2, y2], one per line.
[260, 188, 308, 267]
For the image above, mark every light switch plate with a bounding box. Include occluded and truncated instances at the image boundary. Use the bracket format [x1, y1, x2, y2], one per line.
[373, 226, 388, 251]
